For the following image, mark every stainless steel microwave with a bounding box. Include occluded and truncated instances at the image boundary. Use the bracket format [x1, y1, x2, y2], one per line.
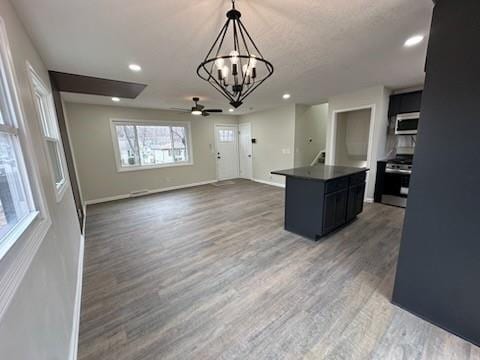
[395, 112, 420, 135]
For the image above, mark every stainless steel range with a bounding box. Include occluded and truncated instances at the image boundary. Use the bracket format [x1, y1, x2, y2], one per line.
[381, 156, 413, 208]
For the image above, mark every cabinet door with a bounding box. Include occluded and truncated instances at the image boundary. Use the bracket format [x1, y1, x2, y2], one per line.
[347, 183, 366, 222]
[323, 192, 337, 234]
[400, 91, 422, 114]
[388, 91, 423, 117]
[388, 95, 402, 117]
[324, 189, 348, 234]
[335, 190, 348, 227]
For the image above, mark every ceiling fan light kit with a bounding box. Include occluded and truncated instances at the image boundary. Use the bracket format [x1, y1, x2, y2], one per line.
[197, 0, 274, 108]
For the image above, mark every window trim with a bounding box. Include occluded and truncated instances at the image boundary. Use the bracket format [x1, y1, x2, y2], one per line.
[0, 16, 52, 318]
[109, 118, 194, 173]
[26, 62, 69, 202]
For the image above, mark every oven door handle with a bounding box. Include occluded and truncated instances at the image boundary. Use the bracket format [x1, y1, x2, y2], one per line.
[385, 168, 412, 175]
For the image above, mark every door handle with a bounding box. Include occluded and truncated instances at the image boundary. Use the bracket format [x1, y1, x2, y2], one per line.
[217, 156, 221, 159]
[248, 155, 252, 158]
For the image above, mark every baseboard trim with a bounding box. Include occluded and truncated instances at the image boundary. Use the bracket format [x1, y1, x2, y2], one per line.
[68, 234, 84, 360]
[81, 203, 86, 234]
[85, 180, 217, 205]
[253, 178, 286, 188]
[365, 197, 374, 203]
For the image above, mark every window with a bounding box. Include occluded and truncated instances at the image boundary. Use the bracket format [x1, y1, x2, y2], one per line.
[111, 120, 192, 171]
[0, 28, 39, 259]
[28, 64, 67, 201]
[218, 129, 234, 143]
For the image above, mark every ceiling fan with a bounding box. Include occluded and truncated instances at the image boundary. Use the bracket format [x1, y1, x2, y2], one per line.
[171, 97, 223, 117]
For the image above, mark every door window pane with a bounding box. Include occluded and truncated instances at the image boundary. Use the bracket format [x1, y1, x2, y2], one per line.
[115, 125, 139, 166]
[0, 133, 30, 240]
[219, 129, 234, 142]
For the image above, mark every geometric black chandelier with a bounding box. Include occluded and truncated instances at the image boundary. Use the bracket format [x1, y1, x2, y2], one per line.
[196, 0, 274, 109]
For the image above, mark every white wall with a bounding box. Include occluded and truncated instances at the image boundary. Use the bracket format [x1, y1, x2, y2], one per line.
[294, 104, 328, 167]
[327, 85, 391, 201]
[239, 105, 296, 186]
[65, 102, 237, 203]
[335, 109, 371, 168]
[0, 1, 82, 359]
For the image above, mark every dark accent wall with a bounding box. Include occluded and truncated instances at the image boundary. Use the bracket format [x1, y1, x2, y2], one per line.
[392, 0, 480, 346]
[49, 71, 147, 98]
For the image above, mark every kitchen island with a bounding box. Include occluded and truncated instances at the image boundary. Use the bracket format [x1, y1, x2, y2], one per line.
[272, 165, 368, 240]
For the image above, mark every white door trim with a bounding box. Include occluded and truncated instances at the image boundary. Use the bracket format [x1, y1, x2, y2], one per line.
[214, 124, 240, 181]
[239, 122, 253, 180]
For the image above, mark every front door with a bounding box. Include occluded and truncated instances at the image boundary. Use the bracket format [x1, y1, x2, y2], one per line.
[239, 123, 252, 179]
[215, 125, 239, 180]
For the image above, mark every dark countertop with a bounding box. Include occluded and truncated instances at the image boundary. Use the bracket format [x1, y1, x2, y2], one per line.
[271, 165, 368, 182]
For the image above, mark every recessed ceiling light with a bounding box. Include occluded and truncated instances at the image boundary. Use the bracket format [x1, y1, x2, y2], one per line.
[404, 35, 424, 47]
[129, 64, 142, 72]
[283, 93, 291, 100]
[112, 97, 120, 102]
[229, 108, 234, 112]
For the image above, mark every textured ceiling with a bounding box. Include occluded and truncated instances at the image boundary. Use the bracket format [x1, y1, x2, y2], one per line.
[11, 0, 433, 114]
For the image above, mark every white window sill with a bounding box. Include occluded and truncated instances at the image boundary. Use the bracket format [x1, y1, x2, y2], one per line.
[0, 211, 39, 261]
[116, 161, 194, 173]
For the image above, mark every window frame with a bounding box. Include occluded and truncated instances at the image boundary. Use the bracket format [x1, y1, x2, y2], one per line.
[0, 17, 51, 270]
[27, 62, 69, 202]
[110, 118, 194, 172]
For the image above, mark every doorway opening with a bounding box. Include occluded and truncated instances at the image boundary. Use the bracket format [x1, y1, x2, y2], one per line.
[330, 106, 375, 200]
[333, 108, 372, 168]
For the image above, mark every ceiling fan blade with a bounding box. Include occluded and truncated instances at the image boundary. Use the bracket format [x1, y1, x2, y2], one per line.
[197, 104, 205, 110]
[170, 108, 191, 112]
[204, 109, 223, 113]
[202, 112, 211, 117]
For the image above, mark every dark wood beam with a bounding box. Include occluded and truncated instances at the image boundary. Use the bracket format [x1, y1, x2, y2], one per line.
[48, 71, 147, 99]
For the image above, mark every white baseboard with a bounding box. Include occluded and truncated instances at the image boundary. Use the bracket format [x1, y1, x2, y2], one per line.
[81, 203, 86, 234]
[253, 178, 286, 188]
[365, 197, 374, 203]
[85, 180, 217, 205]
[68, 234, 84, 360]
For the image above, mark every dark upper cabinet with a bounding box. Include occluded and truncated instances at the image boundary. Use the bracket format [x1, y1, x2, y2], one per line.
[388, 91, 423, 117]
[388, 95, 402, 118]
[400, 91, 423, 114]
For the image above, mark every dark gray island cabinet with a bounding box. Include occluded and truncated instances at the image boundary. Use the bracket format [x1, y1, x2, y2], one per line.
[272, 165, 368, 240]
